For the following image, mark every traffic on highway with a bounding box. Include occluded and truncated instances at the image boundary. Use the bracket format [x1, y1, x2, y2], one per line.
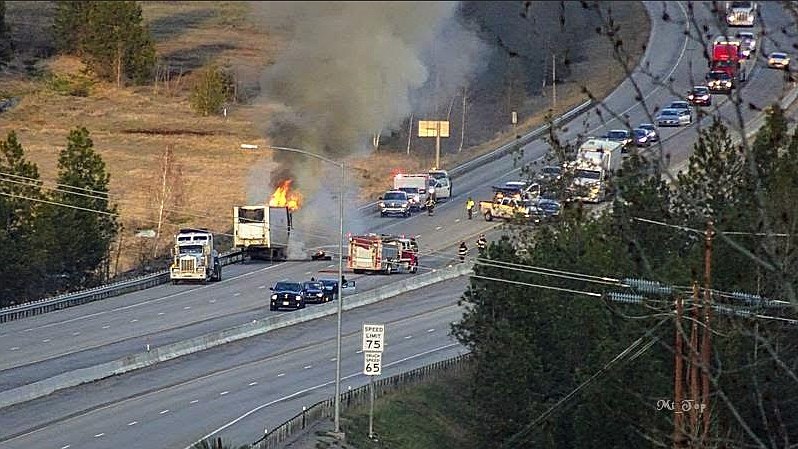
[0, 1, 795, 448]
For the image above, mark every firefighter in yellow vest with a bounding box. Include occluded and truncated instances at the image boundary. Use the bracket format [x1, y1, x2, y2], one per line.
[459, 241, 468, 262]
[466, 196, 475, 220]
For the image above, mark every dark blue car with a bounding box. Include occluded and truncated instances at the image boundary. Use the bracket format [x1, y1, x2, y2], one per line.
[319, 279, 339, 302]
[302, 281, 328, 304]
[270, 281, 305, 311]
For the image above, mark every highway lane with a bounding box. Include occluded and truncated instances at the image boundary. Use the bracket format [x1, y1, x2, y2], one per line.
[0, 278, 469, 449]
[0, 1, 795, 447]
[0, 0, 761, 389]
[0, 0, 793, 428]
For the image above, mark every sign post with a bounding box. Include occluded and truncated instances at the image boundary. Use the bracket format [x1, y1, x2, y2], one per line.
[363, 323, 385, 440]
[418, 120, 450, 169]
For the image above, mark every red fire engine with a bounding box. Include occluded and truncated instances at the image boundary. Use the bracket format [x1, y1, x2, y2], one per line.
[347, 234, 418, 274]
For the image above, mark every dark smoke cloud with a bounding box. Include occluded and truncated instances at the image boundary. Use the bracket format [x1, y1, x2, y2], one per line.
[248, 1, 487, 255]
[251, 1, 487, 185]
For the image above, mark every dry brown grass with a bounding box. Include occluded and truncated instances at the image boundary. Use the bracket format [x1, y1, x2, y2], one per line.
[0, 1, 649, 276]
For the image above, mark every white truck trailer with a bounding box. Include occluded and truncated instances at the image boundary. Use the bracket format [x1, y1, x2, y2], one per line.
[233, 205, 292, 260]
[170, 228, 221, 284]
[569, 138, 625, 203]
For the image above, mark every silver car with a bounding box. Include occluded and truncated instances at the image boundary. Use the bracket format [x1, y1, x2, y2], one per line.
[637, 123, 659, 142]
[656, 108, 691, 127]
[668, 100, 693, 115]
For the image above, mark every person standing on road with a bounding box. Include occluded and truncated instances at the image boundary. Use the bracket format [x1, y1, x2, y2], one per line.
[476, 234, 487, 252]
[466, 197, 475, 220]
[459, 241, 468, 262]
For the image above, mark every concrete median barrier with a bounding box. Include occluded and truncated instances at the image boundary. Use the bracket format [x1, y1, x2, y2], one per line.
[0, 263, 473, 409]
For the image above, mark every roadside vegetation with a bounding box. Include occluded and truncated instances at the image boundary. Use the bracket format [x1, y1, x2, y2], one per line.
[0, 1, 648, 294]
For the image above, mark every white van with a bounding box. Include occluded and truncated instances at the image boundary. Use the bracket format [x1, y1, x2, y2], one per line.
[428, 169, 451, 200]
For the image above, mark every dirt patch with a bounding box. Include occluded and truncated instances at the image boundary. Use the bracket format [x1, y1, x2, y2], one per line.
[0, 2, 649, 278]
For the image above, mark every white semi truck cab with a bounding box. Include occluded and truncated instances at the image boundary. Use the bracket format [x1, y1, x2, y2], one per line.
[170, 229, 221, 284]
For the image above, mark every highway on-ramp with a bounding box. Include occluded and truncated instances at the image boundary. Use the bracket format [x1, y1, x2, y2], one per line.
[0, 2, 795, 448]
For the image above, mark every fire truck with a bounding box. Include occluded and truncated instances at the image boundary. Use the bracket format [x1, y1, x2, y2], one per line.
[347, 234, 418, 274]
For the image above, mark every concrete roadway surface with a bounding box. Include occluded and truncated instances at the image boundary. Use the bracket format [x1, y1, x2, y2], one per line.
[0, 1, 794, 447]
[0, 278, 469, 449]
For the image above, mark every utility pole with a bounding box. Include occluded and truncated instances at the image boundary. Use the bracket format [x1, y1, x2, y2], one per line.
[552, 53, 557, 110]
[688, 282, 700, 437]
[700, 221, 714, 443]
[673, 294, 685, 449]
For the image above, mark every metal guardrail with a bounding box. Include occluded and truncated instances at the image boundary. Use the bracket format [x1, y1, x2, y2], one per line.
[253, 353, 472, 449]
[0, 250, 245, 323]
[447, 99, 592, 178]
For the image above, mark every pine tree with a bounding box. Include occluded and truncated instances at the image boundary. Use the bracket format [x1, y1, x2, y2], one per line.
[0, 132, 45, 305]
[54, 1, 156, 86]
[190, 65, 235, 116]
[42, 127, 118, 290]
[53, 1, 93, 55]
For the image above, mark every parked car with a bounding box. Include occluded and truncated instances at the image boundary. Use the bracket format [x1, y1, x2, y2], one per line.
[301, 281, 328, 304]
[656, 108, 692, 127]
[668, 100, 693, 114]
[318, 279, 339, 301]
[768, 52, 790, 70]
[604, 129, 634, 150]
[503, 181, 541, 200]
[378, 190, 411, 217]
[270, 281, 305, 311]
[633, 128, 651, 147]
[736, 31, 756, 57]
[536, 166, 562, 184]
[687, 86, 712, 106]
[637, 123, 659, 142]
[536, 198, 561, 220]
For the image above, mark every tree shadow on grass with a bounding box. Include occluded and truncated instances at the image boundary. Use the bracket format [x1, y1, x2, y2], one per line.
[147, 8, 219, 44]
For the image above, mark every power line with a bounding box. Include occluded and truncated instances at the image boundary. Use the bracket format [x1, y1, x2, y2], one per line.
[632, 216, 791, 237]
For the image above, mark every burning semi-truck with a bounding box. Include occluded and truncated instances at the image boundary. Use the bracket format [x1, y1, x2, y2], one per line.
[233, 205, 292, 260]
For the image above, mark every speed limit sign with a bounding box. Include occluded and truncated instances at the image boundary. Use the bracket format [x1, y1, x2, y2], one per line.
[363, 351, 382, 376]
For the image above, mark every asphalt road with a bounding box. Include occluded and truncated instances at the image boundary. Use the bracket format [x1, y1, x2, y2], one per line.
[0, 2, 795, 448]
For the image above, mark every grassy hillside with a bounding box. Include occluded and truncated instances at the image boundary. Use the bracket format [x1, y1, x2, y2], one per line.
[0, 1, 649, 278]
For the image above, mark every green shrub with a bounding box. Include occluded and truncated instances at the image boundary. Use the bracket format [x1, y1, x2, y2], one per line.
[189, 65, 234, 116]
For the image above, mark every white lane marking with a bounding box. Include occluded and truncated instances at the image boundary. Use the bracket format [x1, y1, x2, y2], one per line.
[158, 312, 165, 316]
[328, 264, 335, 268]
[60, 445, 70, 449]
[415, 234, 422, 238]
[220, 391, 229, 396]
[427, 328, 435, 333]
[10, 347, 19, 351]
[305, 271, 312, 275]
[102, 325, 110, 329]
[127, 421, 137, 426]
[404, 335, 412, 339]
[0, 263, 285, 337]
[183, 306, 191, 310]
[190, 400, 199, 404]
[72, 332, 80, 336]
[588, 1, 690, 133]
[160, 409, 169, 415]
[233, 292, 241, 296]
[277, 373, 285, 377]
[455, 219, 460, 223]
[304, 365, 312, 369]
[435, 226, 442, 230]
[330, 357, 337, 362]
[209, 299, 216, 303]
[23, 328, 33, 332]
[94, 433, 104, 438]
[130, 319, 138, 323]
[249, 381, 258, 386]
[258, 285, 266, 289]
[356, 349, 363, 354]
[42, 339, 50, 343]
[185, 343, 462, 449]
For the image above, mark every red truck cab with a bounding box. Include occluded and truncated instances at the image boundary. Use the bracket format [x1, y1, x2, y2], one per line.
[710, 43, 747, 87]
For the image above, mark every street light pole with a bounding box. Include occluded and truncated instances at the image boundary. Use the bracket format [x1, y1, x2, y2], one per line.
[334, 160, 344, 435]
[265, 146, 346, 438]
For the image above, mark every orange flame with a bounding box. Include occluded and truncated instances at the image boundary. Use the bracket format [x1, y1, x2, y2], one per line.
[269, 180, 302, 211]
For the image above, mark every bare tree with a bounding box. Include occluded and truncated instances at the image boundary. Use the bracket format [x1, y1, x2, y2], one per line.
[151, 146, 185, 258]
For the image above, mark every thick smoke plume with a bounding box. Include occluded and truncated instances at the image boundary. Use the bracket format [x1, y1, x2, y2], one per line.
[248, 1, 486, 255]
